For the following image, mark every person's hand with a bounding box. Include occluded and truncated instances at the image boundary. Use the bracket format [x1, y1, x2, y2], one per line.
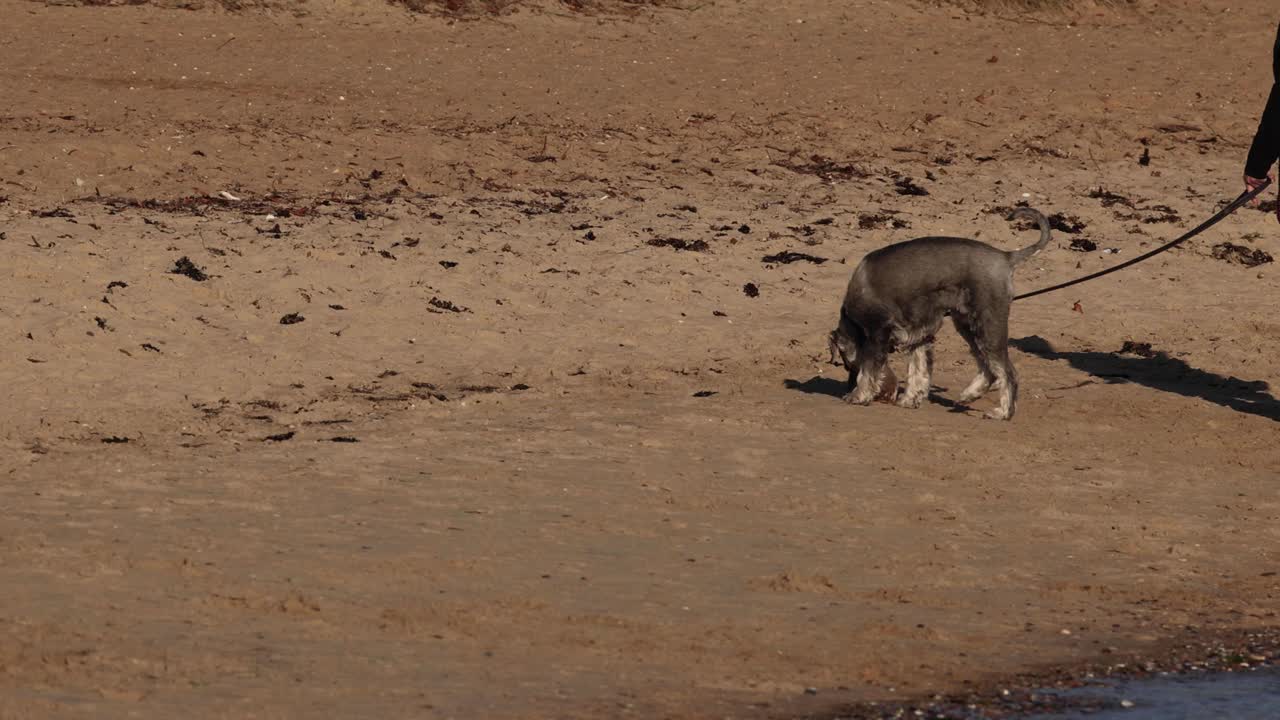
[1245, 173, 1273, 206]
[1243, 174, 1279, 222]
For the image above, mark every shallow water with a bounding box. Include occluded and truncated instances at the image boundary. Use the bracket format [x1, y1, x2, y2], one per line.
[1031, 667, 1280, 719]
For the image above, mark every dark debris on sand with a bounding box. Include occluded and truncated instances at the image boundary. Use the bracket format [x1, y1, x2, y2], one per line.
[648, 237, 710, 252]
[170, 257, 208, 282]
[1212, 242, 1274, 267]
[1118, 340, 1156, 358]
[428, 297, 471, 314]
[762, 251, 828, 266]
[771, 154, 870, 183]
[1138, 204, 1182, 224]
[411, 382, 449, 402]
[34, 207, 75, 219]
[858, 211, 911, 230]
[1047, 212, 1087, 234]
[784, 224, 819, 239]
[1088, 187, 1137, 209]
[991, 206, 1086, 234]
[892, 177, 930, 196]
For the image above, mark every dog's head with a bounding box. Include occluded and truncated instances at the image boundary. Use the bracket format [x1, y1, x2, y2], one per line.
[827, 328, 854, 368]
[827, 308, 861, 371]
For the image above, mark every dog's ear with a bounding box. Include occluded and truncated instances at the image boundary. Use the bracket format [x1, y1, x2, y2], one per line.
[827, 330, 844, 366]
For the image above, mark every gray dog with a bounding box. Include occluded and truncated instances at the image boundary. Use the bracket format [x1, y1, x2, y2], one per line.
[827, 208, 1051, 420]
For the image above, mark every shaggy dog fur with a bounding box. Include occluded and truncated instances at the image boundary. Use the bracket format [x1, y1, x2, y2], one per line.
[828, 208, 1051, 420]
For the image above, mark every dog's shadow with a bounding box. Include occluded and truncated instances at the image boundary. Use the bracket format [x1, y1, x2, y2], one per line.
[786, 335, 1280, 421]
[1009, 335, 1280, 422]
[783, 375, 848, 398]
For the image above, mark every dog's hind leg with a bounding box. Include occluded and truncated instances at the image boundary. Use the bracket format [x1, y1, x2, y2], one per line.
[897, 343, 934, 409]
[959, 373, 995, 402]
[985, 348, 1018, 420]
[952, 313, 997, 402]
[972, 305, 1017, 421]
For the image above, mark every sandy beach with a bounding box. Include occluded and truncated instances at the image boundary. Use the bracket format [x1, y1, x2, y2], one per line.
[1, 1, 1278, 717]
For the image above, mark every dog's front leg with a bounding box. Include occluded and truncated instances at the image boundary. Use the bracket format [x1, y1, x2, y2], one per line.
[845, 349, 889, 405]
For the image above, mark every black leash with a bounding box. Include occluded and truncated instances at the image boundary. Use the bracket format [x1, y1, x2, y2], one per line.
[1014, 179, 1272, 302]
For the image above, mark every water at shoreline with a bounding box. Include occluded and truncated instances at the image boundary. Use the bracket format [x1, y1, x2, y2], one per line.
[1028, 666, 1280, 719]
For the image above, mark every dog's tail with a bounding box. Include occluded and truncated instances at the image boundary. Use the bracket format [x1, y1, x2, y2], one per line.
[1007, 207, 1052, 265]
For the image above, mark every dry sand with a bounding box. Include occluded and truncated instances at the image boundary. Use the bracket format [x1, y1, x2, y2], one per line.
[1, 0, 1278, 717]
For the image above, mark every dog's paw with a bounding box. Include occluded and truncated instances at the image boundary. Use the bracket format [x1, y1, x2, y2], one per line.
[982, 408, 1012, 421]
[959, 376, 995, 403]
[842, 392, 873, 406]
[896, 392, 925, 409]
